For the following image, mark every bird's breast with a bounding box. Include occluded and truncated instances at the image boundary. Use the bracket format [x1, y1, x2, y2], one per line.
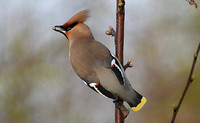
[69, 46, 96, 78]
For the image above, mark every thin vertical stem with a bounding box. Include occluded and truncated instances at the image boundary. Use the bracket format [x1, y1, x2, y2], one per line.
[115, 0, 125, 123]
[171, 42, 200, 123]
[115, 0, 125, 64]
[115, 102, 124, 123]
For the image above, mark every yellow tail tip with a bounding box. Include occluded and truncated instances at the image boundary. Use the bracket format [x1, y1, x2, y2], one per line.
[131, 97, 147, 111]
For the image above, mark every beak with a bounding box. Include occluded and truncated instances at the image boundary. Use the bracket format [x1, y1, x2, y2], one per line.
[52, 26, 65, 33]
[52, 25, 68, 39]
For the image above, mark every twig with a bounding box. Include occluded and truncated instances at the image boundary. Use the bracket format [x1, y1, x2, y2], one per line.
[115, 0, 126, 123]
[186, 0, 198, 8]
[115, 0, 125, 64]
[123, 59, 133, 70]
[105, 26, 116, 36]
[171, 42, 200, 123]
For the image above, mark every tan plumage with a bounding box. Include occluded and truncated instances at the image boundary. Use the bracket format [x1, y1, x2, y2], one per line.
[53, 10, 146, 111]
[62, 10, 89, 28]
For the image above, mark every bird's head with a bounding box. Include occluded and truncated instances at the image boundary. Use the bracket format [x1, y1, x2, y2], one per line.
[53, 9, 94, 42]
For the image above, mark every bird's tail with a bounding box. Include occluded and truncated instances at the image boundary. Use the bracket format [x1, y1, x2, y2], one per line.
[131, 96, 146, 111]
[126, 90, 147, 111]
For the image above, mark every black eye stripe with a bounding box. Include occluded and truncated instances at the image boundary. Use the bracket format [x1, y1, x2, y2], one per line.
[63, 22, 78, 31]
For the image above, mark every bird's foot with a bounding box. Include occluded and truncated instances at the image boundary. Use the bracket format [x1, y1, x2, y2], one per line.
[113, 100, 130, 118]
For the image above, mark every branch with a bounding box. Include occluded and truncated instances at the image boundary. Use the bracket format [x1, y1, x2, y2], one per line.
[115, 0, 126, 123]
[186, 0, 198, 8]
[123, 59, 133, 70]
[171, 42, 200, 123]
[114, 101, 129, 120]
[115, 0, 125, 64]
[105, 26, 116, 37]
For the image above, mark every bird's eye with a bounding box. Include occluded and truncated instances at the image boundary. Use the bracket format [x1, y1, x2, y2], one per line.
[66, 27, 72, 31]
[64, 22, 78, 32]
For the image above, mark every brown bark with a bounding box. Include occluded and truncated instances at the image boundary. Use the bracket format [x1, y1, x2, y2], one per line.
[115, 0, 126, 123]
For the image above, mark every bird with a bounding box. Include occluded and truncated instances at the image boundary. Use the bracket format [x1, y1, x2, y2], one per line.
[52, 10, 146, 111]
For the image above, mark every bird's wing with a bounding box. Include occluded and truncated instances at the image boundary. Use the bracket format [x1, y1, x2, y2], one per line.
[107, 52, 126, 85]
[81, 78, 116, 99]
[90, 40, 126, 85]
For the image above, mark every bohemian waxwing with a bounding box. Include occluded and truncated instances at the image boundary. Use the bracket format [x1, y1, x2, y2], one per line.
[52, 10, 146, 111]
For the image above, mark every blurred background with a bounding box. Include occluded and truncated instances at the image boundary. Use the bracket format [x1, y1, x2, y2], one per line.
[0, 0, 200, 123]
